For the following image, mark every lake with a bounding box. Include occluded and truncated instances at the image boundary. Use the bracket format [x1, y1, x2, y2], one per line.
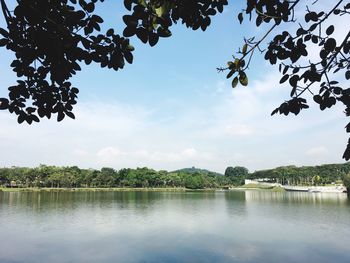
[0, 190, 349, 263]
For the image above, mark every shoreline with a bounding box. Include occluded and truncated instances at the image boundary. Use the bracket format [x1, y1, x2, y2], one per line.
[2, 187, 346, 194]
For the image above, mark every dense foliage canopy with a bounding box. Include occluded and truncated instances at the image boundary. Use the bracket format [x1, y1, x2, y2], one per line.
[224, 166, 248, 186]
[0, 0, 349, 159]
[0, 165, 232, 189]
[249, 162, 350, 186]
[1, 163, 350, 189]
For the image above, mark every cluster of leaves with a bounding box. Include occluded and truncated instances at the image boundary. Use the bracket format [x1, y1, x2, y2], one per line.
[122, 0, 228, 46]
[217, 0, 296, 88]
[238, 0, 292, 26]
[0, 0, 229, 123]
[225, 46, 249, 88]
[220, 0, 350, 160]
[0, 0, 134, 123]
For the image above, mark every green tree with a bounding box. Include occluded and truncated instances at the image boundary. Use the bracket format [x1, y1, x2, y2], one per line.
[184, 173, 205, 189]
[47, 171, 64, 188]
[249, 163, 348, 186]
[95, 167, 116, 187]
[343, 174, 350, 193]
[165, 172, 182, 187]
[80, 169, 96, 187]
[0, 168, 10, 186]
[35, 165, 52, 187]
[224, 166, 248, 186]
[118, 168, 130, 187]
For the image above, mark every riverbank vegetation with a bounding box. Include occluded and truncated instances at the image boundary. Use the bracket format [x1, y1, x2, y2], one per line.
[248, 163, 350, 187]
[0, 166, 232, 190]
[1, 162, 350, 190]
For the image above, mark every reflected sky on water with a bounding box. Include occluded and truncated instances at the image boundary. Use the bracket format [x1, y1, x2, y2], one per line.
[0, 190, 349, 263]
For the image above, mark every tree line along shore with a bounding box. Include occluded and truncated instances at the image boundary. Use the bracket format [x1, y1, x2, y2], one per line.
[0, 163, 350, 190]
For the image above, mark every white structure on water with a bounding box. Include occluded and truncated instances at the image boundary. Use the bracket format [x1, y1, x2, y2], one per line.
[244, 179, 347, 193]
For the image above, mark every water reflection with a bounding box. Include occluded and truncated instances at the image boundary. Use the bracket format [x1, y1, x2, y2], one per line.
[0, 190, 350, 263]
[244, 190, 349, 206]
[224, 190, 246, 217]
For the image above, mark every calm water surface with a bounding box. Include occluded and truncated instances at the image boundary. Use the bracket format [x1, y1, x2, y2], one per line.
[0, 190, 349, 263]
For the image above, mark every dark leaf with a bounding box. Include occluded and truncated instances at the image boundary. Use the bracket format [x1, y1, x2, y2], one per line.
[346, 123, 350, 133]
[0, 98, 9, 109]
[124, 51, 133, 64]
[232, 77, 238, 88]
[57, 112, 65, 122]
[123, 27, 135, 37]
[0, 28, 8, 37]
[226, 69, 235, 79]
[124, 0, 133, 11]
[326, 25, 334, 35]
[280, 74, 289, 84]
[136, 28, 148, 43]
[106, 28, 114, 36]
[85, 2, 95, 13]
[238, 13, 243, 24]
[149, 33, 159, 47]
[324, 38, 336, 52]
[313, 95, 322, 104]
[242, 44, 248, 54]
[346, 71, 350, 80]
[343, 141, 350, 160]
[239, 71, 248, 86]
[32, 115, 40, 122]
[289, 75, 299, 87]
[271, 108, 279, 116]
[66, 111, 75, 119]
[17, 114, 25, 124]
[309, 23, 317, 31]
[0, 38, 8, 46]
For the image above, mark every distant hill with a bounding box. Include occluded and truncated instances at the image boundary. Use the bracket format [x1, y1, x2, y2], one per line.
[172, 167, 224, 176]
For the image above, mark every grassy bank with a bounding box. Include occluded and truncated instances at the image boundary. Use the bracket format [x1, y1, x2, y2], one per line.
[233, 184, 285, 192]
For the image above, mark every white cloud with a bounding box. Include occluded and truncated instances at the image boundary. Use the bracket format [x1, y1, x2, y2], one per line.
[306, 146, 328, 157]
[214, 80, 226, 94]
[95, 147, 213, 168]
[182, 148, 197, 158]
[224, 124, 254, 136]
[97, 147, 123, 158]
[97, 147, 124, 165]
[0, 69, 346, 172]
[74, 149, 89, 157]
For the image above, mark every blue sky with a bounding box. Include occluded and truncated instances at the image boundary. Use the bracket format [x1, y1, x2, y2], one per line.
[0, 1, 347, 173]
